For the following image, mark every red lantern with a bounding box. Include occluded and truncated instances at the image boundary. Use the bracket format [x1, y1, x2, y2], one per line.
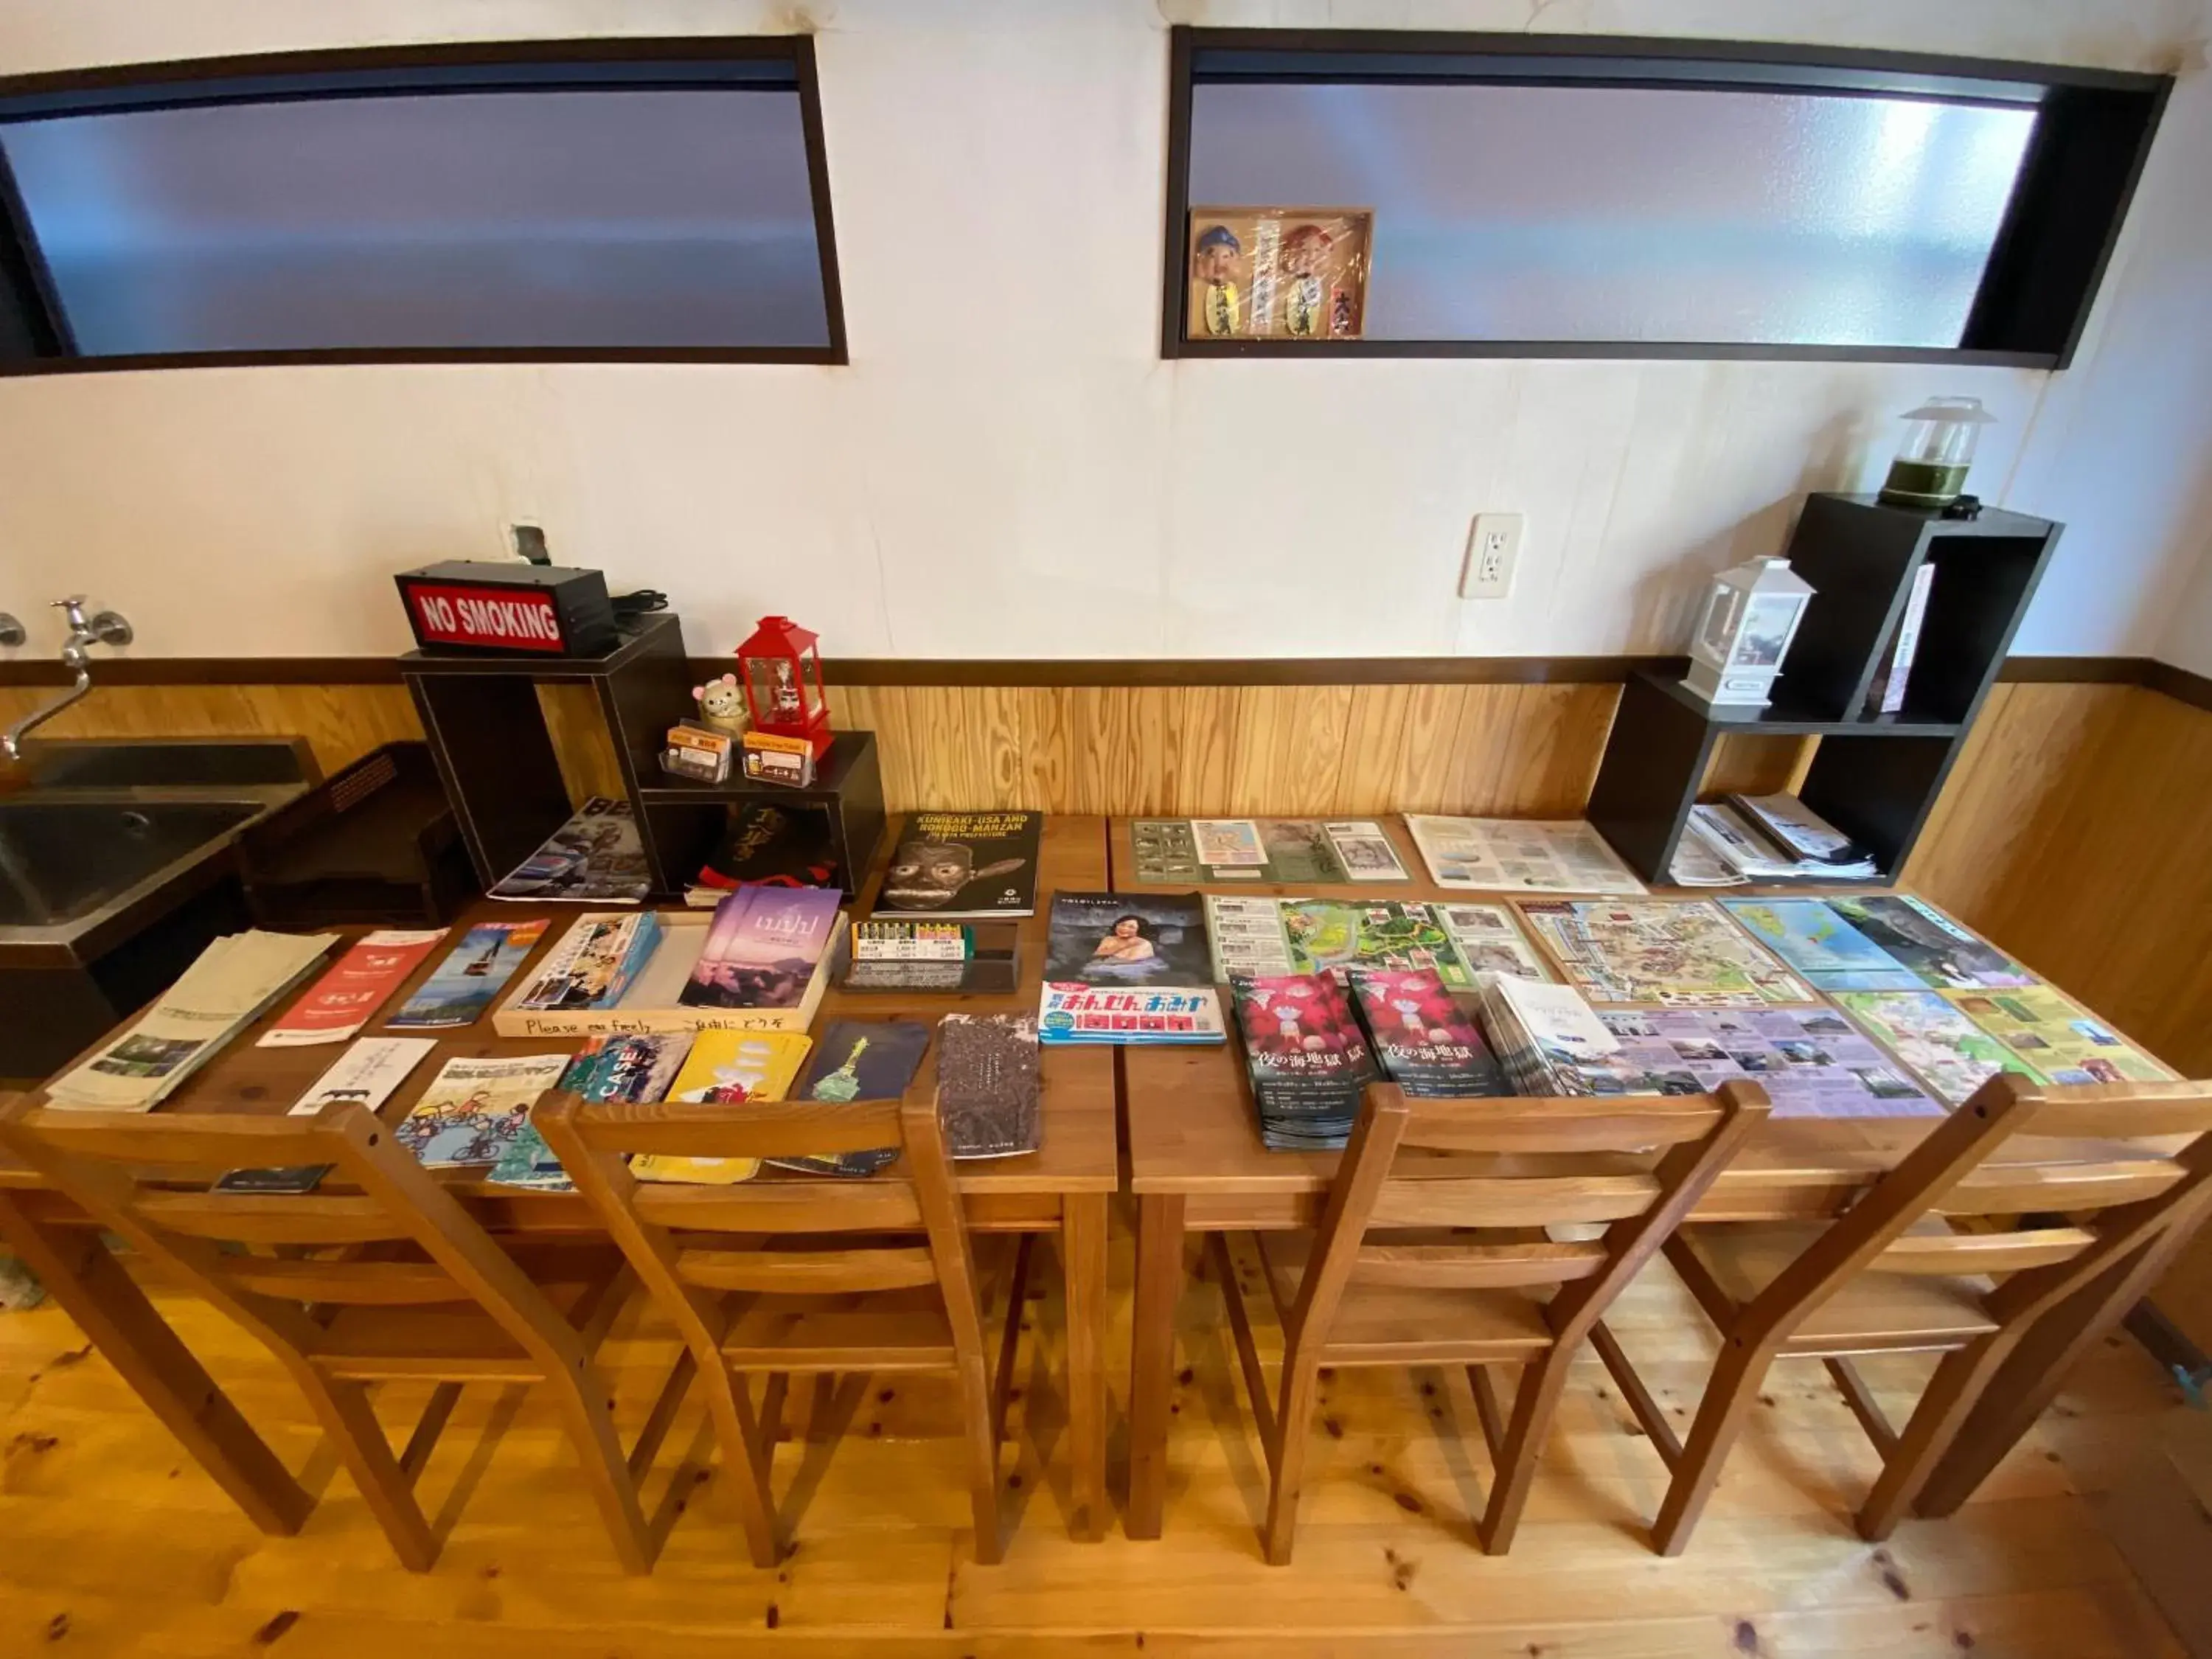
[736, 614, 833, 758]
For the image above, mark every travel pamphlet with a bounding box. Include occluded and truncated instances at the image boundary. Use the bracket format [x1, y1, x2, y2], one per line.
[1722, 899, 1927, 992]
[874, 812, 1043, 919]
[1327, 821, 1410, 881]
[1346, 968, 1506, 1098]
[1228, 972, 1380, 1150]
[631, 1031, 813, 1185]
[1284, 900, 1476, 989]
[1942, 987, 2173, 1086]
[1520, 900, 1813, 1007]
[937, 1014, 1043, 1158]
[386, 920, 549, 1029]
[1129, 818, 1408, 884]
[1405, 816, 1646, 895]
[679, 885, 842, 1010]
[215, 1037, 439, 1194]
[1824, 896, 2034, 990]
[1478, 975, 1658, 1098]
[488, 797, 651, 903]
[1833, 990, 2034, 1106]
[394, 1054, 569, 1169]
[769, 1018, 933, 1177]
[1596, 1007, 1938, 1119]
[1433, 902, 1554, 981]
[491, 1034, 695, 1191]
[512, 912, 663, 1012]
[259, 930, 447, 1046]
[47, 929, 338, 1110]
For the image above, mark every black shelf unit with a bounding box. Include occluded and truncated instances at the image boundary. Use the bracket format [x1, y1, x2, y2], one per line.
[1587, 493, 2062, 885]
[637, 729, 886, 905]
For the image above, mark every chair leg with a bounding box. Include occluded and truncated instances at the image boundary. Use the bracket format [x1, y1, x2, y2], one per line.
[296, 1373, 440, 1572]
[758, 1373, 789, 1458]
[992, 1234, 1036, 1447]
[956, 1354, 1006, 1565]
[540, 1355, 655, 1575]
[698, 1359, 781, 1568]
[1652, 1335, 1777, 1557]
[1262, 1356, 1324, 1566]
[1477, 1346, 1574, 1556]
[1858, 1335, 2014, 1542]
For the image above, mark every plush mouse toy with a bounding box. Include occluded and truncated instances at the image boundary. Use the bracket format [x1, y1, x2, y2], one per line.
[692, 672, 748, 737]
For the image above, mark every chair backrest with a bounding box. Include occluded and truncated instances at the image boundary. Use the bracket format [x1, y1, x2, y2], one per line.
[0, 1093, 594, 1374]
[1739, 1073, 2212, 1340]
[1287, 1081, 1773, 1351]
[532, 1084, 988, 1366]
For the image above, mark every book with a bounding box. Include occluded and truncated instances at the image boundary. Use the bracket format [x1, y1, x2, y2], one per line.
[937, 1015, 1042, 1158]
[679, 885, 842, 1010]
[1478, 975, 1659, 1098]
[874, 812, 1043, 919]
[1283, 900, 1478, 990]
[769, 1018, 933, 1178]
[1721, 898, 1927, 992]
[1404, 815, 1646, 895]
[386, 920, 549, 1029]
[1834, 990, 2034, 1106]
[1519, 900, 1813, 1007]
[1868, 561, 1937, 716]
[1433, 903, 1554, 982]
[1042, 892, 1214, 986]
[1346, 968, 1507, 1098]
[1941, 987, 2173, 1087]
[394, 1054, 569, 1169]
[258, 930, 447, 1046]
[1037, 982, 1226, 1045]
[489, 797, 650, 903]
[1227, 973, 1379, 1150]
[47, 930, 338, 1110]
[215, 1036, 439, 1193]
[511, 912, 662, 1012]
[689, 801, 839, 902]
[631, 1031, 814, 1185]
[1596, 1007, 1938, 1119]
[491, 1034, 695, 1191]
[1824, 895, 2033, 990]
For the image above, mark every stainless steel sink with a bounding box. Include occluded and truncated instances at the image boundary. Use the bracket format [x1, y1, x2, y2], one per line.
[0, 800, 264, 926]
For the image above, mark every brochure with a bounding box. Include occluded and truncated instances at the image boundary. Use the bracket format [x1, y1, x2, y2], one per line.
[1228, 973, 1380, 1150]
[1942, 987, 2174, 1086]
[1405, 815, 1646, 895]
[394, 1054, 569, 1169]
[491, 1034, 695, 1192]
[1834, 990, 2034, 1106]
[1596, 1007, 1938, 1119]
[1129, 818, 1397, 884]
[1433, 902, 1553, 982]
[258, 930, 447, 1046]
[1520, 900, 1813, 1006]
[678, 886, 841, 1010]
[1346, 968, 1506, 1098]
[488, 797, 651, 903]
[1722, 898, 1927, 992]
[770, 1019, 933, 1178]
[1326, 821, 1408, 882]
[511, 912, 663, 1012]
[1825, 896, 2034, 990]
[630, 1031, 813, 1186]
[1043, 892, 1213, 986]
[386, 920, 549, 1029]
[1283, 900, 1477, 989]
[938, 1014, 1043, 1158]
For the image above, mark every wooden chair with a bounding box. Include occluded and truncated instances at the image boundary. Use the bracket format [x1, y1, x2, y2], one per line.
[1593, 1073, 2212, 1554]
[0, 1096, 661, 1573]
[535, 1085, 1031, 1566]
[1214, 1079, 1772, 1563]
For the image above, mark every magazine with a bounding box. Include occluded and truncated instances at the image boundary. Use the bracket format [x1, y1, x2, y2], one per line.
[394, 1054, 569, 1169]
[631, 1031, 813, 1185]
[1834, 990, 2034, 1106]
[1043, 892, 1213, 986]
[386, 920, 548, 1029]
[937, 1014, 1042, 1158]
[874, 812, 1042, 919]
[1520, 900, 1812, 1007]
[1404, 815, 1646, 895]
[1283, 901, 1477, 990]
[492, 1034, 695, 1191]
[258, 930, 447, 1046]
[1942, 987, 2173, 1086]
[47, 930, 338, 1110]
[1433, 903, 1553, 982]
[1825, 896, 2033, 990]
[678, 886, 841, 1010]
[1346, 968, 1506, 1098]
[1228, 973, 1380, 1150]
[215, 1037, 439, 1194]
[1597, 1007, 1938, 1119]
[770, 1019, 933, 1177]
[511, 912, 662, 1012]
[489, 797, 650, 903]
[1722, 899, 1926, 992]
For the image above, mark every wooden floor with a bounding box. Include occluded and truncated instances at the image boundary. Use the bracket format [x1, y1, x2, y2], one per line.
[0, 1211, 2193, 1658]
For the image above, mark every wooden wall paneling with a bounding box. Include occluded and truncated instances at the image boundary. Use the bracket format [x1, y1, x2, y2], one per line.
[1329, 683, 1413, 814]
[1378, 681, 1470, 813]
[1158, 686, 1239, 816]
[535, 683, 625, 806]
[1700, 732, 1816, 801]
[1492, 684, 1619, 817]
[1430, 684, 1520, 811]
[1222, 686, 1355, 815]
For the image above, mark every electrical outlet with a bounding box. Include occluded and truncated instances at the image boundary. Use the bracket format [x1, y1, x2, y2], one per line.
[1460, 513, 1523, 599]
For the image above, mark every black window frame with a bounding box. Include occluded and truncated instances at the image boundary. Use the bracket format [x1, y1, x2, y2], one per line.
[0, 36, 849, 372]
[1162, 28, 2171, 368]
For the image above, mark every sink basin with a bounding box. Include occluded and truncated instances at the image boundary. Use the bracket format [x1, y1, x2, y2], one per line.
[0, 801, 262, 926]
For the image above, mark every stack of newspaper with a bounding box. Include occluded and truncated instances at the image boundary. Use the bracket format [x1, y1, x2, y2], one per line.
[1476, 974, 1657, 1098]
[1674, 794, 1879, 885]
[46, 930, 337, 1111]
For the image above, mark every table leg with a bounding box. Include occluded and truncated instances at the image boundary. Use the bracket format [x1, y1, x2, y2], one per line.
[1060, 1194, 1109, 1541]
[0, 1192, 310, 1535]
[1127, 1192, 1186, 1540]
[1915, 1222, 2197, 1517]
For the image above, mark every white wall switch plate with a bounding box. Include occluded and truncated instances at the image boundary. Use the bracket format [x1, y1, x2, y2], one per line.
[1460, 513, 1523, 599]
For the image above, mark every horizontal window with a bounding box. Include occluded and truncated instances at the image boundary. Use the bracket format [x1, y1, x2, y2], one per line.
[1165, 32, 2170, 366]
[0, 41, 845, 368]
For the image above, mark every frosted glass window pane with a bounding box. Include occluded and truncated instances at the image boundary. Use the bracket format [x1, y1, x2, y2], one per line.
[1189, 83, 2038, 347]
[2, 88, 828, 354]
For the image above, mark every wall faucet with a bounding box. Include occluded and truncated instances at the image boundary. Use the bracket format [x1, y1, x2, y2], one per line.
[1, 596, 133, 764]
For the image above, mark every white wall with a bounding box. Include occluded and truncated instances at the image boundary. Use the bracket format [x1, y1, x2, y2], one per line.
[0, 0, 2208, 664]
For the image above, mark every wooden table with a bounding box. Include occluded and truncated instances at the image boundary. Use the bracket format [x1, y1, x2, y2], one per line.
[1113, 818, 2194, 1537]
[0, 815, 1119, 1543]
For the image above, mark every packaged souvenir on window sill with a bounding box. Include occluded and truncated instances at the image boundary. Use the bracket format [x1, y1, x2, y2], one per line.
[1186, 207, 1372, 342]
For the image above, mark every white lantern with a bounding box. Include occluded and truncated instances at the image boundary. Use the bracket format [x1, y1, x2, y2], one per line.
[1683, 557, 1816, 710]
